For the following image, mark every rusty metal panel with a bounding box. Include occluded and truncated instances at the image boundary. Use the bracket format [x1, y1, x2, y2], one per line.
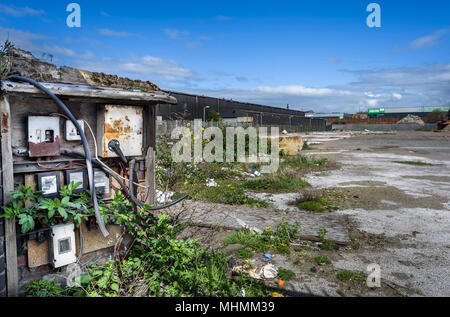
[97, 105, 144, 158]
[28, 116, 61, 157]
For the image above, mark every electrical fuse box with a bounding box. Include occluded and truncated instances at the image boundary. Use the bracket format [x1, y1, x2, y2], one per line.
[94, 168, 110, 195]
[49, 223, 76, 268]
[65, 169, 87, 194]
[28, 116, 61, 157]
[97, 105, 144, 158]
[65, 120, 85, 141]
[37, 172, 61, 198]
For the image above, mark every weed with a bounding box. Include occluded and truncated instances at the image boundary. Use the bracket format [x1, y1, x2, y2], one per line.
[283, 155, 327, 169]
[243, 173, 310, 192]
[315, 256, 331, 265]
[25, 280, 68, 297]
[237, 248, 254, 259]
[223, 222, 300, 254]
[190, 183, 268, 208]
[393, 161, 431, 166]
[278, 268, 295, 281]
[349, 236, 360, 250]
[318, 228, 335, 251]
[295, 190, 335, 213]
[336, 270, 365, 282]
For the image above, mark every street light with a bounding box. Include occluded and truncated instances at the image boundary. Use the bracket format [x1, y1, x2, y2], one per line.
[203, 106, 211, 122]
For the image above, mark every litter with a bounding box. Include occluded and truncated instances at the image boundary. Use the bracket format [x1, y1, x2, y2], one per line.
[205, 179, 218, 187]
[277, 279, 284, 287]
[232, 264, 278, 280]
[156, 190, 174, 204]
[271, 292, 284, 297]
[261, 264, 278, 279]
[263, 254, 273, 259]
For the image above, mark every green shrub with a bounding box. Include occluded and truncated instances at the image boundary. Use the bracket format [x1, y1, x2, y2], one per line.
[278, 268, 295, 280]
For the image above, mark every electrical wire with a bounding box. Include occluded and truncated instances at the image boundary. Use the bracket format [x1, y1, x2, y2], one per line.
[7, 76, 110, 237]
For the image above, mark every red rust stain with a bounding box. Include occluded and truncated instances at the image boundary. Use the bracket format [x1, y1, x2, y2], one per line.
[2, 112, 9, 133]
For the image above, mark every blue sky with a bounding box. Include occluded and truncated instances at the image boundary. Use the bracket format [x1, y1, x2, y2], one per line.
[0, 0, 449, 113]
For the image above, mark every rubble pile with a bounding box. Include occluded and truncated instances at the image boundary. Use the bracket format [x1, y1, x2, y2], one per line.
[397, 115, 425, 125]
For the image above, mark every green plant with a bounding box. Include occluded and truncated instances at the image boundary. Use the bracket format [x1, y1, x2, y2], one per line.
[243, 173, 310, 192]
[277, 268, 295, 280]
[315, 256, 331, 265]
[237, 248, 254, 259]
[336, 270, 365, 282]
[349, 236, 360, 250]
[223, 221, 299, 254]
[393, 161, 431, 166]
[317, 228, 334, 251]
[1, 183, 128, 233]
[0, 39, 13, 79]
[25, 279, 67, 297]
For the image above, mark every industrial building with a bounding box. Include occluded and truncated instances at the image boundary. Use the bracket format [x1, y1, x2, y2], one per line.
[156, 91, 326, 132]
[368, 106, 450, 118]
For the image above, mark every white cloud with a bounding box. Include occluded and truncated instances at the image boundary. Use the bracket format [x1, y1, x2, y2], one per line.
[255, 85, 351, 96]
[0, 4, 44, 17]
[99, 28, 139, 37]
[409, 28, 449, 49]
[392, 93, 403, 100]
[164, 29, 190, 39]
[217, 15, 232, 21]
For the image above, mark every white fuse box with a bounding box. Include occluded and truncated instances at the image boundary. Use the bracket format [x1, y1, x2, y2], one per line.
[65, 120, 85, 141]
[49, 223, 77, 268]
[97, 105, 144, 158]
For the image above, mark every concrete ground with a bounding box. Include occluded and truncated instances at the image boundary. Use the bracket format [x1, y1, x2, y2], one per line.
[170, 131, 450, 297]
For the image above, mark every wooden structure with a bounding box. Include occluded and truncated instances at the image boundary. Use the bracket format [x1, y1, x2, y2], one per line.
[0, 80, 176, 296]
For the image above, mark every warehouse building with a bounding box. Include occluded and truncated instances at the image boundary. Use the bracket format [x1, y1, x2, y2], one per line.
[368, 106, 450, 118]
[156, 91, 326, 132]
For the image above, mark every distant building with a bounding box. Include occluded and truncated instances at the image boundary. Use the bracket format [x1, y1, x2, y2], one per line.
[368, 106, 450, 118]
[305, 112, 347, 119]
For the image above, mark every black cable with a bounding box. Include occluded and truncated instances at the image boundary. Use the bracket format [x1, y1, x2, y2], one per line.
[6, 76, 110, 237]
[61, 149, 188, 210]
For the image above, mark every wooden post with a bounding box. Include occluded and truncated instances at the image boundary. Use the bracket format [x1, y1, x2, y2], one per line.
[144, 148, 156, 206]
[144, 104, 156, 206]
[0, 96, 18, 297]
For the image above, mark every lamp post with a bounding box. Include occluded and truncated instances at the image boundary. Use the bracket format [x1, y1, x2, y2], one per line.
[203, 106, 210, 122]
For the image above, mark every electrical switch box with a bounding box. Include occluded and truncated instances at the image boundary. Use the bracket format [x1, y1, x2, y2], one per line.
[65, 120, 84, 141]
[97, 105, 144, 158]
[94, 168, 110, 195]
[65, 169, 87, 194]
[28, 116, 61, 157]
[37, 172, 61, 198]
[49, 223, 76, 268]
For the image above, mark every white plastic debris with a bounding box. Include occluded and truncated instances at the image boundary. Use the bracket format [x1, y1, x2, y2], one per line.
[156, 190, 174, 204]
[206, 179, 218, 187]
[261, 264, 278, 279]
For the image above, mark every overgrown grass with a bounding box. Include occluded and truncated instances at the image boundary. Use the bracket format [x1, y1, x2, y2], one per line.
[26, 213, 271, 298]
[237, 248, 254, 259]
[336, 270, 365, 282]
[243, 173, 310, 193]
[188, 183, 269, 208]
[277, 268, 295, 281]
[393, 161, 431, 166]
[283, 155, 327, 169]
[223, 222, 300, 254]
[315, 256, 331, 265]
[295, 190, 336, 213]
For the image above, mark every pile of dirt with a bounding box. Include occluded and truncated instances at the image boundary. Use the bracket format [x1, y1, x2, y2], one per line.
[397, 115, 425, 125]
[7, 48, 160, 92]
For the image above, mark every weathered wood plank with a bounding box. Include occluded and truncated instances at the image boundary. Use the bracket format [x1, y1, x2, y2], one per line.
[0, 96, 18, 297]
[144, 148, 156, 206]
[1, 81, 177, 104]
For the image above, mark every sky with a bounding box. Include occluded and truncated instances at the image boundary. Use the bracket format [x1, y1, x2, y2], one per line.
[0, 0, 449, 113]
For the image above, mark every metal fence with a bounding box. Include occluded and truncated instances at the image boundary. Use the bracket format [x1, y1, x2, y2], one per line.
[156, 119, 325, 136]
[332, 123, 438, 131]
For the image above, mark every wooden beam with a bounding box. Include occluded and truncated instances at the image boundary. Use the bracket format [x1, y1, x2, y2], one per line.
[0, 96, 18, 297]
[144, 148, 156, 206]
[1, 81, 177, 104]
